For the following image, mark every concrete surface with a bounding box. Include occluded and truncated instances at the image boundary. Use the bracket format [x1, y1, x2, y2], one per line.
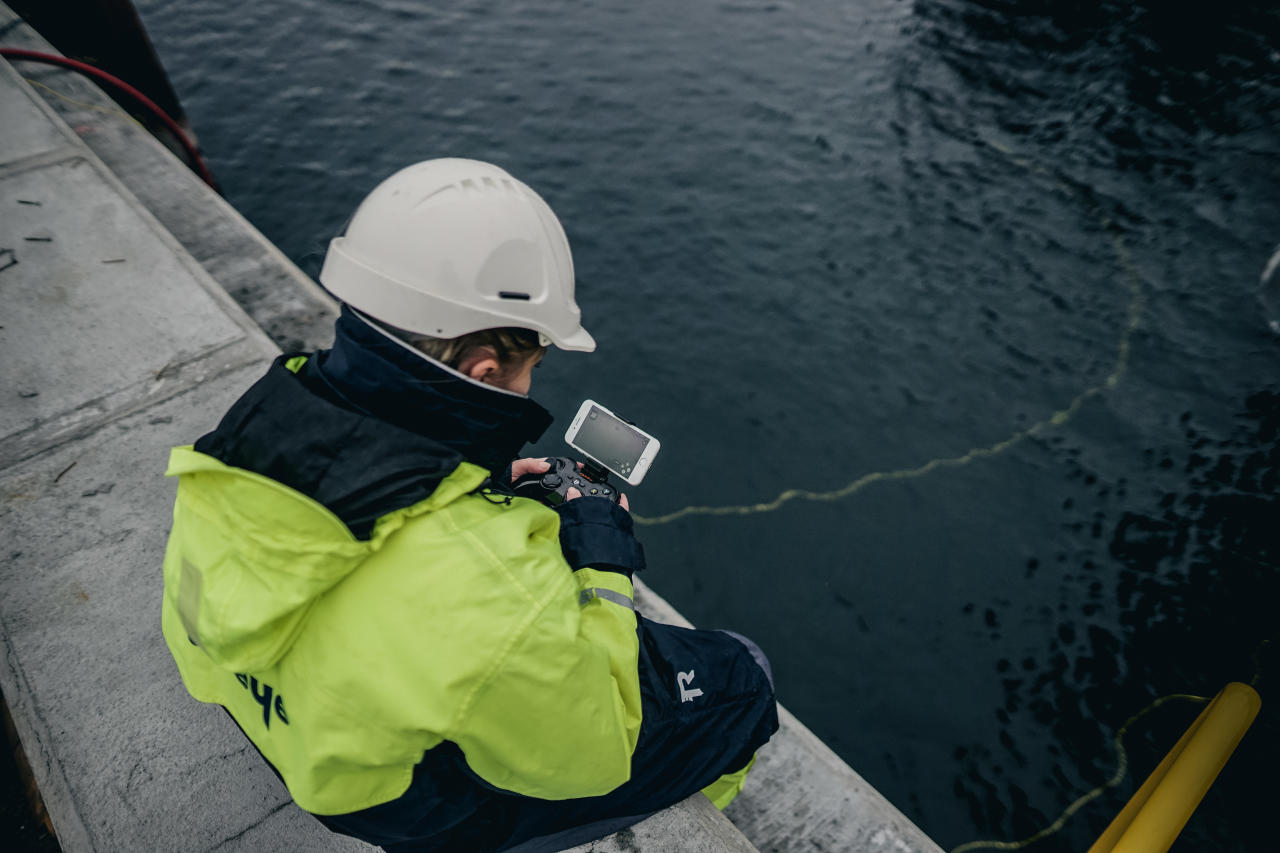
[1, 7, 338, 354]
[1, 7, 944, 851]
[0, 157, 246, 465]
[0, 52, 364, 852]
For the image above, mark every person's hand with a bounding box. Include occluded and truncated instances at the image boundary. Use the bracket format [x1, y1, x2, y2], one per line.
[510, 457, 551, 481]
[564, 486, 629, 511]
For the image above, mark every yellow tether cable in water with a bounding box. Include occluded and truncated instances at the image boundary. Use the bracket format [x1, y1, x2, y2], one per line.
[634, 142, 1144, 526]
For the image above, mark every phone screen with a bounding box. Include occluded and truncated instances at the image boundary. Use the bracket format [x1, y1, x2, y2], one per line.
[573, 405, 651, 479]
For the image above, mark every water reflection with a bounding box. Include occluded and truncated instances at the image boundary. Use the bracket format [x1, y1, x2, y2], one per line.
[1261, 243, 1280, 335]
[911, 1, 1280, 166]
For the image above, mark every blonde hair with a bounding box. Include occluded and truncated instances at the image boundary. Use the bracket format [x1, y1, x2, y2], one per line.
[394, 325, 545, 371]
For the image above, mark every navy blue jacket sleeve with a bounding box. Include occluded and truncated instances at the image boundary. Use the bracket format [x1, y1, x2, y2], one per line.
[554, 497, 646, 577]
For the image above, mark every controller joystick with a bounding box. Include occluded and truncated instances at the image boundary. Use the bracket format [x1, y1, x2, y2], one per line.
[511, 457, 620, 505]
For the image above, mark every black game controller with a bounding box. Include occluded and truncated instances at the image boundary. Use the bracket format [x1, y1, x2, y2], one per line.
[511, 457, 620, 506]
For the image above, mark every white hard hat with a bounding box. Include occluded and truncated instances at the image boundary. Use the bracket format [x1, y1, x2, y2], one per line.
[319, 158, 595, 352]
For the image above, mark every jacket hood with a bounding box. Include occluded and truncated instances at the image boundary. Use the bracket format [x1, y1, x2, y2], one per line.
[165, 446, 488, 672]
[305, 307, 553, 475]
[195, 353, 488, 539]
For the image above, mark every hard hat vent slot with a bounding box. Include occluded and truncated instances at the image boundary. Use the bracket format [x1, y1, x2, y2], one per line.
[498, 291, 531, 301]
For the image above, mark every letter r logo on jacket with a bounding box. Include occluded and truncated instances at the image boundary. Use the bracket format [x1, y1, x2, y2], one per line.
[677, 670, 704, 703]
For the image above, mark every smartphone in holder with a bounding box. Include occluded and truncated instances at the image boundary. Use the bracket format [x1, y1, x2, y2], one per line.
[565, 400, 661, 486]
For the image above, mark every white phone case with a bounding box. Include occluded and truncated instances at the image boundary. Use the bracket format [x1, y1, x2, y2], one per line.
[564, 399, 661, 486]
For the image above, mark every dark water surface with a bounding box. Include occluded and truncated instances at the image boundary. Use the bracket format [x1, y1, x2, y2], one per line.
[137, 1, 1278, 849]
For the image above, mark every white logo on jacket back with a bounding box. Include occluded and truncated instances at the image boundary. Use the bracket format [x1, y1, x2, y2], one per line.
[677, 670, 704, 703]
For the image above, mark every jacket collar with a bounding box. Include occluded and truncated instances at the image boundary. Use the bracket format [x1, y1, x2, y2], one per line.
[303, 307, 553, 476]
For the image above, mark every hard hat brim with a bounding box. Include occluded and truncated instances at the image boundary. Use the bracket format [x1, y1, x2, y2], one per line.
[548, 325, 596, 353]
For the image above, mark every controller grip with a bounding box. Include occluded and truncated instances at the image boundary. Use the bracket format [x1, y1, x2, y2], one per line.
[510, 457, 620, 506]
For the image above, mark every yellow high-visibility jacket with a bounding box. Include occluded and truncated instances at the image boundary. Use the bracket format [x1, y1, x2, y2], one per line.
[161, 440, 642, 816]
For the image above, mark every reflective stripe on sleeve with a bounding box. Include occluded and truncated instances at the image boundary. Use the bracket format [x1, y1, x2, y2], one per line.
[578, 587, 635, 610]
[178, 558, 204, 646]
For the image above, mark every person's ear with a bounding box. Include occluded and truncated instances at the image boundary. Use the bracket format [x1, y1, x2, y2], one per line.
[460, 350, 502, 385]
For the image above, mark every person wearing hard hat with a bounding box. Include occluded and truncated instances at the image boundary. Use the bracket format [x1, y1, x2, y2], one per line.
[160, 159, 778, 851]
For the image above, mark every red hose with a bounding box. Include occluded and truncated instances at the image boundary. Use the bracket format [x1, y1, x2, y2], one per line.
[1, 46, 219, 190]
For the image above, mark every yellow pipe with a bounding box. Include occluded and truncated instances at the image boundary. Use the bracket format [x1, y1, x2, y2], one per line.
[1088, 682, 1261, 853]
